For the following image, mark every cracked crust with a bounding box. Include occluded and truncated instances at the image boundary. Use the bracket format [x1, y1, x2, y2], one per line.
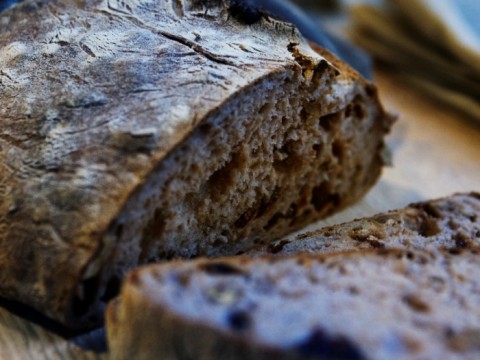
[0, 0, 393, 327]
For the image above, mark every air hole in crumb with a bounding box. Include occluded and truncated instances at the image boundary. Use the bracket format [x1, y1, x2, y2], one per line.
[344, 104, 353, 118]
[403, 294, 430, 313]
[257, 187, 280, 218]
[300, 107, 308, 122]
[406, 251, 415, 260]
[449, 248, 462, 255]
[264, 212, 283, 231]
[310, 182, 340, 212]
[200, 262, 245, 276]
[348, 286, 360, 295]
[319, 111, 341, 132]
[145, 209, 165, 237]
[448, 219, 459, 230]
[268, 240, 289, 254]
[286, 203, 298, 221]
[296, 258, 306, 266]
[353, 104, 365, 118]
[420, 203, 443, 219]
[297, 185, 311, 209]
[207, 152, 245, 195]
[140, 209, 166, 262]
[418, 216, 441, 237]
[227, 310, 251, 331]
[447, 328, 480, 352]
[235, 207, 257, 229]
[259, 102, 273, 114]
[455, 233, 472, 249]
[273, 140, 301, 173]
[332, 139, 345, 161]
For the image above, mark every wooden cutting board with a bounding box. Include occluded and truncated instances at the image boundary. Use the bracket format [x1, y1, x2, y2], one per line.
[0, 68, 479, 359]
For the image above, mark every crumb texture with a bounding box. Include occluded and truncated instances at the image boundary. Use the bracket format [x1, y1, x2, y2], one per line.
[0, 0, 392, 326]
[107, 247, 480, 360]
[249, 192, 480, 256]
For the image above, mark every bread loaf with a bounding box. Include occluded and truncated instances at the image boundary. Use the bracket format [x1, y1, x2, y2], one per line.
[0, 0, 392, 327]
[106, 248, 480, 360]
[248, 192, 480, 255]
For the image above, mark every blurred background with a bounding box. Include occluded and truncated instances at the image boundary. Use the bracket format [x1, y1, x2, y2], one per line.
[0, 1, 479, 357]
[288, 0, 480, 122]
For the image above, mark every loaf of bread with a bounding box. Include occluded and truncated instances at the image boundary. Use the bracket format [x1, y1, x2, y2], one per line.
[106, 247, 480, 360]
[0, 0, 392, 327]
[248, 192, 480, 255]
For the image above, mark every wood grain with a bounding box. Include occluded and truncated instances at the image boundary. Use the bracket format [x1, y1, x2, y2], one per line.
[0, 68, 478, 359]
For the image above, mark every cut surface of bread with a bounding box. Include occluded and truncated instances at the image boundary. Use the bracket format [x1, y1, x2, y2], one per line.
[106, 248, 480, 360]
[247, 192, 480, 255]
[0, 0, 392, 326]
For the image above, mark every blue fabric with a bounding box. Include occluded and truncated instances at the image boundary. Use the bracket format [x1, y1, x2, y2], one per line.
[455, 0, 480, 38]
[0, 0, 20, 12]
[254, 0, 374, 78]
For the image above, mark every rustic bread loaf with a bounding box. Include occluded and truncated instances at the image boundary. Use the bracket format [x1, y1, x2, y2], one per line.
[0, 0, 393, 327]
[106, 248, 480, 360]
[247, 192, 480, 255]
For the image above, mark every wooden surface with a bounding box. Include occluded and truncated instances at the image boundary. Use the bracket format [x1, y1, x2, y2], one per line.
[0, 68, 479, 359]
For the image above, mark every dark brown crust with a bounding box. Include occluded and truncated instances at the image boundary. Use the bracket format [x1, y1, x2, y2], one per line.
[0, 0, 392, 327]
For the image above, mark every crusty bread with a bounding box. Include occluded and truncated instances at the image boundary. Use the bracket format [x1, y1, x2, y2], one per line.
[0, 0, 392, 327]
[247, 192, 480, 256]
[106, 247, 480, 360]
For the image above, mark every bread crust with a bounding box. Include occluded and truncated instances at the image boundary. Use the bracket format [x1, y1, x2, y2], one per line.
[249, 192, 480, 255]
[107, 246, 480, 360]
[0, 0, 392, 327]
[107, 242, 480, 360]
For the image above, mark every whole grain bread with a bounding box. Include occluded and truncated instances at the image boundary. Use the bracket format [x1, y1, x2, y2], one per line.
[247, 192, 480, 255]
[0, 0, 392, 327]
[106, 247, 480, 360]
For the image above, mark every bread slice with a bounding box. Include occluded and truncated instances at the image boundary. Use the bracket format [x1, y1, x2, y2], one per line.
[106, 248, 480, 360]
[247, 192, 480, 255]
[0, 0, 392, 327]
